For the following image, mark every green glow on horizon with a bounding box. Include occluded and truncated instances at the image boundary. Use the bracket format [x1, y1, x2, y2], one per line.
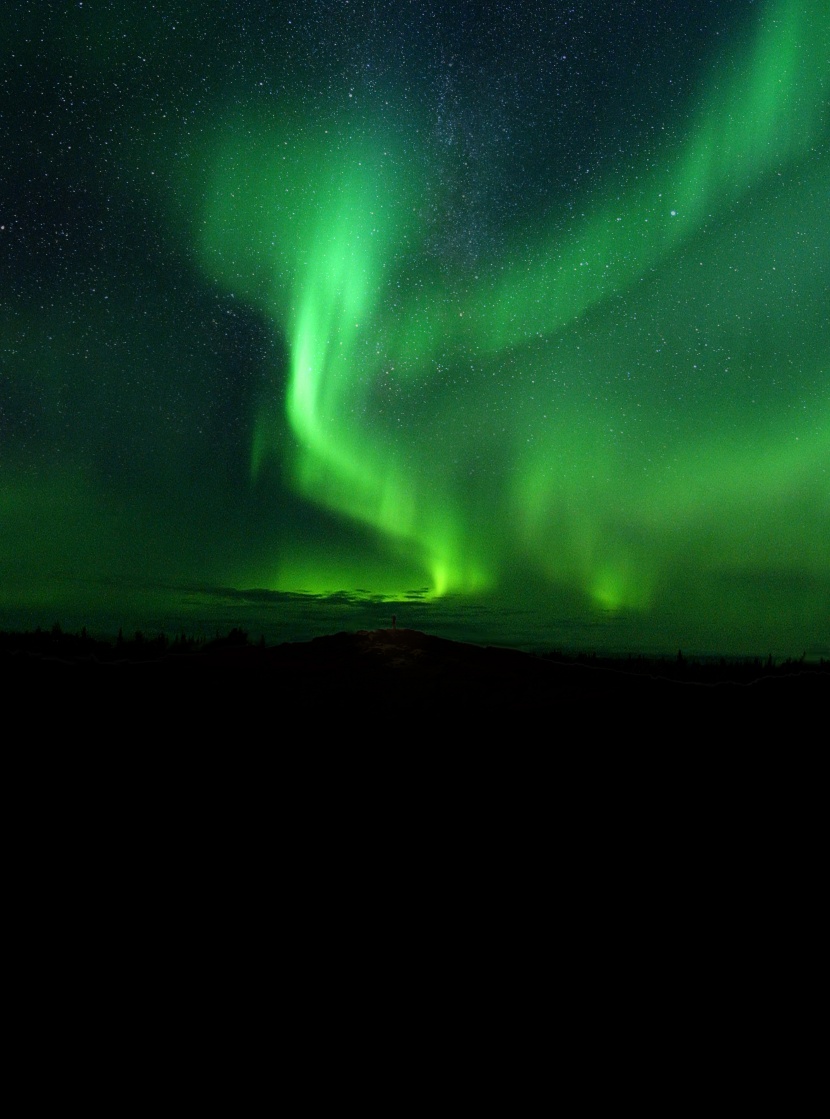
[190, 0, 828, 618]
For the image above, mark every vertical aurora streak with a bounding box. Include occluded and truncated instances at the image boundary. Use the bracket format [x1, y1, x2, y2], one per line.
[194, 0, 828, 620]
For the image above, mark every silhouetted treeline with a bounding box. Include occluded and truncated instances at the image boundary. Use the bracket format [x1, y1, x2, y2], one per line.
[543, 648, 829, 686]
[0, 623, 826, 685]
[0, 623, 255, 664]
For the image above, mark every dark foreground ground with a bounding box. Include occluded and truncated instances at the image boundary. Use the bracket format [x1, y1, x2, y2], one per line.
[3, 625, 826, 731]
[7, 623, 823, 1060]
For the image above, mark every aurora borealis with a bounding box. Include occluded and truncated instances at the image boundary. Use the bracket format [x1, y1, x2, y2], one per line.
[2, 0, 828, 654]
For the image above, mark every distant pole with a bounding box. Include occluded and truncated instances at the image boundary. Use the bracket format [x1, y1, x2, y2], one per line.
[392, 614, 397, 631]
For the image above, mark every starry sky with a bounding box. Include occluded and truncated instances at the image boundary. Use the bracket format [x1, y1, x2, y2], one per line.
[2, 0, 828, 654]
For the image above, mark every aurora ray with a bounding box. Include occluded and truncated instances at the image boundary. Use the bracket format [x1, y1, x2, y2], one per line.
[193, 0, 829, 618]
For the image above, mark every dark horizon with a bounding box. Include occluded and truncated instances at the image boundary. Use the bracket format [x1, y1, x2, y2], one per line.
[2, 580, 827, 663]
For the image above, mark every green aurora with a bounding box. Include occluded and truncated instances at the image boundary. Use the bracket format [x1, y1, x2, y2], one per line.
[1, 0, 828, 654]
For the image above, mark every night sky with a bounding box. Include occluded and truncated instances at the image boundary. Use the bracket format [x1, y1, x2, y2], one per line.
[2, 0, 828, 655]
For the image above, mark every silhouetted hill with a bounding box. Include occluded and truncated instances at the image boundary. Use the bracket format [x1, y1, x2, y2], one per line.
[3, 625, 826, 732]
